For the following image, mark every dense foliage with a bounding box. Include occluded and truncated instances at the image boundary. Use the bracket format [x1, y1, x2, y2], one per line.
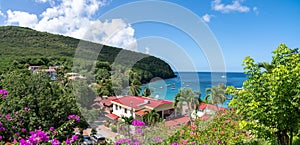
[0, 69, 88, 143]
[227, 44, 300, 145]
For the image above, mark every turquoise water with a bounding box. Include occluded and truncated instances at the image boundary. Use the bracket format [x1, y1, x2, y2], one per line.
[141, 72, 247, 108]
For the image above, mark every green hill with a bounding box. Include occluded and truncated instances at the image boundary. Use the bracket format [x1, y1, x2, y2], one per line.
[0, 26, 175, 83]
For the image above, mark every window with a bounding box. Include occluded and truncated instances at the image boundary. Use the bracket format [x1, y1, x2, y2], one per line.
[115, 105, 118, 110]
[125, 108, 127, 113]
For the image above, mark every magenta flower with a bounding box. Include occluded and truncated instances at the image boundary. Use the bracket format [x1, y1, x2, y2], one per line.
[20, 138, 30, 145]
[71, 135, 78, 142]
[14, 138, 17, 144]
[132, 119, 145, 126]
[65, 138, 71, 145]
[135, 128, 143, 134]
[0, 135, 2, 140]
[22, 128, 27, 132]
[153, 137, 163, 143]
[51, 138, 60, 145]
[5, 114, 11, 120]
[28, 130, 49, 144]
[49, 126, 55, 132]
[116, 138, 131, 145]
[75, 115, 80, 122]
[172, 142, 179, 145]
[0, 89, 8, 99]
[24, 107, 30, 111]
[68, 114, 80, 122]
[0, 127, 6, 131]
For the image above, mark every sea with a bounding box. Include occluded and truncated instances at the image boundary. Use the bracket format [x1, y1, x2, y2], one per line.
[141, 72, 247, 108]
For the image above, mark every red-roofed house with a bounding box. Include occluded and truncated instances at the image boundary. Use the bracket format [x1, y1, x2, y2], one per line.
[191, 103, 226, 119]
[199, 103, 225, 113]
[109, 96, 174, 120]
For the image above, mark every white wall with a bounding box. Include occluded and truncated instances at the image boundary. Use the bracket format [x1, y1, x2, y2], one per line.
[112, 104, 134, 118]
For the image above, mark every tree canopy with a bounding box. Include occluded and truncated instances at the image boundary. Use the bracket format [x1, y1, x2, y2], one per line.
[227, 44, 300, 145]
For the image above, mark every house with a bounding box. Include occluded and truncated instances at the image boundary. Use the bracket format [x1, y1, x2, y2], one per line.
[105, 96, 174, 121]
[28, 66, 41, 71]
[91, 96, 117, 114]
[102, 96, 117, 113]
[65, 72, 87, 80]
[191, 103, 226, 119]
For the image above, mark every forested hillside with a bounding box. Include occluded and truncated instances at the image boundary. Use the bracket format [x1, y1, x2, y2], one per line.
[0, 26, 175, 83]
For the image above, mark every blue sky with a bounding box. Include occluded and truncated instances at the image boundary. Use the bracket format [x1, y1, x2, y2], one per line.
[0, 0, 299, 72]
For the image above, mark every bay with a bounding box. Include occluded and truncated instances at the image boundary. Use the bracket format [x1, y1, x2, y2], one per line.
[141, 72, 247, 108]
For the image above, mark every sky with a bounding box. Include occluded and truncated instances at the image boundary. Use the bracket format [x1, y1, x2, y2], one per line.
[0, 0, 299, 72]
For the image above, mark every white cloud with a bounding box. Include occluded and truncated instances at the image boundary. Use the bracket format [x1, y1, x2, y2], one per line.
[202, 14, 212, 23]
[212, 0, 250, 13]
[145, 47, 150, 54]
[0, 10, 5, 17]
[34, 0, 56, 6]
[6, 0, 137, 51]
[6, 10, 38, 27]
[253, 7, 259, 14]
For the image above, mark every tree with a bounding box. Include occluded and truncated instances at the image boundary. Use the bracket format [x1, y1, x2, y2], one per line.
[143, 88, 151, 97]
[227, 44, 300, 145]
[128, 71, 142, 96]
[142, 110, 161, 126]
[0, 70, 88, 141]
[205, 83, 227, 105]
[174, 88, 200, 120]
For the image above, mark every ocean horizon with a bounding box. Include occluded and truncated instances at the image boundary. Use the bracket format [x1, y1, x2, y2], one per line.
[142, 72, 247, 108]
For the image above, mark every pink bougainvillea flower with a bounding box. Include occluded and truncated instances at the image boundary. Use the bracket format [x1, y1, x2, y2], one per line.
[132, 119, 145, 126]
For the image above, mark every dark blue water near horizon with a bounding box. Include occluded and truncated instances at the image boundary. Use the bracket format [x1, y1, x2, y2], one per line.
[141, 72, 247, 108]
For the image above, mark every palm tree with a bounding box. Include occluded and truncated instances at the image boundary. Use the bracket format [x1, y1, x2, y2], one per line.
[142, 110, 160, 126]
[143, 87, 151, 97]
[122, 116, 134, 125]
[205, 83, 227, 105]
[128, 71, 142, 96]
[173, 93, 181, 118]
[174, 88, 201, 120]
[93, 78, 112, 97]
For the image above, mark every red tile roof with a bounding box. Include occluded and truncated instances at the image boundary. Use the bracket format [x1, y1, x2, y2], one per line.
[102, 96, 117, 106]
[200, 114, 211, 120]
[135, 109, 150, 116]
[199, 103, 225, 111]
[94, 97, 103, 102]
[164, 116, 190, 127]
[111, 96, 173, 109]
[105, 113, 119, 120]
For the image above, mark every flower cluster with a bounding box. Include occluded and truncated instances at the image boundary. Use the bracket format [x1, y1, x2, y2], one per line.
[0, 90, 82, 145]
[116, 138, 131, 145]
[0, 89, 8, 99]
[132, 119, 145, 126]
[65, 135, 78, 145]
[20, 130, 49, 145]
[115, 138, 141, 145]
[67, 115, 80, 122]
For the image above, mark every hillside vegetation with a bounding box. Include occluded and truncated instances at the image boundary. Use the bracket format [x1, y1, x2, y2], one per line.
[0, 26, 175, 83]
